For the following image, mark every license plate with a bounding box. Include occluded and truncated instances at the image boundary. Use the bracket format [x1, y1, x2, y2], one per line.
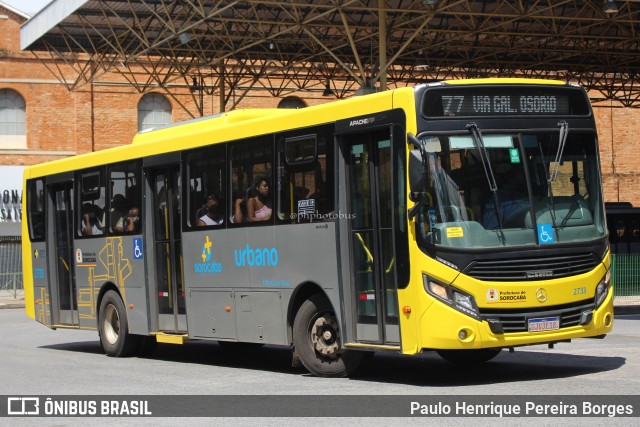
[528, 316, 560, 332]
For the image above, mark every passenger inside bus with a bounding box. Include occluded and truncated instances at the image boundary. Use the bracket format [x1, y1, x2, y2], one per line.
[110, 194, 129, 232]
[119, 207, 141, 233]
[81, 203, 103, 236]
[231, 190, 246, 223]
[247, 178, 272, 221]
[197, 194, 224, 226]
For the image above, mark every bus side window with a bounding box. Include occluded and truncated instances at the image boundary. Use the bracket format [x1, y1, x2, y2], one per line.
[108, 161, 142, 234]
[27, 178, 46, 241]
[185, 144, 226, 229]
[230, 137, 272, 225]
[276, 125, 334, 223]
[78, 169, 106, 237]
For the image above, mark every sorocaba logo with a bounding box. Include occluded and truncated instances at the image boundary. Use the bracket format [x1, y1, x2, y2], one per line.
[195, 236, 222, 273]
[201, 236, 212, 262]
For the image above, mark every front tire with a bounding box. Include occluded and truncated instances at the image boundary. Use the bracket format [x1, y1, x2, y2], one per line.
[436, 348, 502, 365]
[293, 294, 368, 377]
[98, 290, 140, 357]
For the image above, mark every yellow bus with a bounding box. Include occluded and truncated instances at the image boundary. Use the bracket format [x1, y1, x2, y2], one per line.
[22, 79, 613, 377]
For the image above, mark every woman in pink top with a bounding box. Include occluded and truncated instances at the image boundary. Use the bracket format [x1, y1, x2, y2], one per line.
[247, 178, 272, 221]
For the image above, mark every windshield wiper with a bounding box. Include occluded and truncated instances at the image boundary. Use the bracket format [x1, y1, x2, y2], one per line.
[466, 122, 504, 231]
[543, 121, 569, 234]
[549, 121, 569, 183]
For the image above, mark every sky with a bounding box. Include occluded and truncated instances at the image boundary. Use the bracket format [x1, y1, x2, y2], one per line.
[3, 0, 52, 16]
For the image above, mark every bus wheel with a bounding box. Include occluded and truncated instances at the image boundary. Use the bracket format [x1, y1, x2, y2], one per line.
[436, 348, 502, 365]
[98, 290, 140, 357]
[293, 294, 366, 377]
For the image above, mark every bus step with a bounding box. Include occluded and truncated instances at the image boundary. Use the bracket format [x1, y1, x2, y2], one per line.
[345, 343, 401, 351]
[154, 332, 189, 345]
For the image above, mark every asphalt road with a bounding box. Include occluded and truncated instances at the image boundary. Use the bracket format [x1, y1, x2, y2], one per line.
[1, 309, 639, 425]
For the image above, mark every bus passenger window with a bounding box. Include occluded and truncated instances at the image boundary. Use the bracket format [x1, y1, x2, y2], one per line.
[186, 145, 226, 229]
[230, 137, 272, 226]
[27, 179, 46, 241]
[276, 125, 334, 223]
[78, 169, 106, 237]
[108, 161, 142, 234]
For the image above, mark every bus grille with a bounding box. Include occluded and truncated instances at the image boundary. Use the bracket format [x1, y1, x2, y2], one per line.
[464, 253, 599, 282]
[479, 300, 595, 333]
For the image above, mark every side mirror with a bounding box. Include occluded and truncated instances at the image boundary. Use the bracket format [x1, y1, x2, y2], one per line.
[409, 149, 424, 195]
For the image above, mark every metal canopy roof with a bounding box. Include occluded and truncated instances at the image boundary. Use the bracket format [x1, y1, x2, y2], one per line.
[19, 0, 640, 116]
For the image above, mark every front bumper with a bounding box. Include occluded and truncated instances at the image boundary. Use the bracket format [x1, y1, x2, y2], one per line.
[417, 287, 613, 351]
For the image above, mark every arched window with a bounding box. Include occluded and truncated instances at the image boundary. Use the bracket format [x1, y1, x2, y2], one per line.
[0, 89, 26, 149]
[277, 96, 307, 109]
[138, 93, 172, 131]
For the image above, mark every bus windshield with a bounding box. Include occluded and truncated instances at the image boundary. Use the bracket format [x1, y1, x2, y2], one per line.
[415, 130, 606, 249]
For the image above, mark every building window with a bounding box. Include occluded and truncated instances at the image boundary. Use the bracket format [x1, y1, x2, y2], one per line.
[0, 89, 26, 149]
[277, 96, 307, 109]
[138, 93, 171, 131]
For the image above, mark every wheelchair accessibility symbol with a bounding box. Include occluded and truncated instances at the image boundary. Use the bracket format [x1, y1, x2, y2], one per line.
[537, 224, 555, 245]
[133, 238, 143, 259]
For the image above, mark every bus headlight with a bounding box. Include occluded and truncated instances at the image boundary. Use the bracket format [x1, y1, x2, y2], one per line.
[595, 269, 611, 308]
[423, 275, 480, 319]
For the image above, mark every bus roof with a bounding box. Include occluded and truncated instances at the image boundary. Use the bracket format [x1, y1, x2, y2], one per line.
[132, 108, 289, 142]
[442, 78, 567, 86]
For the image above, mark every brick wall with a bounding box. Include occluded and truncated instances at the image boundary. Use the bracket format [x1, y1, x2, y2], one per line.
[2, 6, 640, 205]
[594, 104, 640, 205]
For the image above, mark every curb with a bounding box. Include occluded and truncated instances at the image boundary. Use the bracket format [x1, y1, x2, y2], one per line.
[0, 302, 25, 309]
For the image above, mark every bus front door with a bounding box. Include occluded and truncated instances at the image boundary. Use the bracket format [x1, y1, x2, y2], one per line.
[151, 167, 186, 333]
[344, 129, 400, 345]
[49, 181, 78, 326]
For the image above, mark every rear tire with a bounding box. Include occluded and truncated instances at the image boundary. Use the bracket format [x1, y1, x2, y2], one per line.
[98, 290, 140, 357]
[293, 294, 368, 377]
[436, 348, 502, 365]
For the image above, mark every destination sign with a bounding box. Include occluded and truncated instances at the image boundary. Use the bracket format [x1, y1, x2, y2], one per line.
[423, 86, 591, 118]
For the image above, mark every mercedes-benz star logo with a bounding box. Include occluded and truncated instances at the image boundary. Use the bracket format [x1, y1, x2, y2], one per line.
[536, 288, 548, 303]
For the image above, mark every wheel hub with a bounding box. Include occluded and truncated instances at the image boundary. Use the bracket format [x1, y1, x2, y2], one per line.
[311, 315, 340, 358]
